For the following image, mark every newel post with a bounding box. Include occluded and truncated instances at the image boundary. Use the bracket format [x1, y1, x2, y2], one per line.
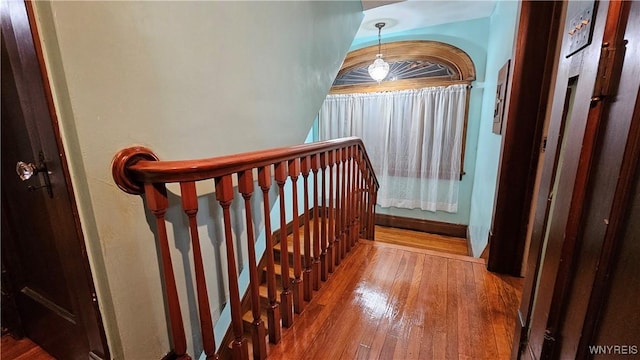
[111, 147, 191, 359]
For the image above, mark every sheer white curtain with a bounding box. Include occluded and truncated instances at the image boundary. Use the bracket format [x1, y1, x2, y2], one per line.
[318, 84, 467, 212]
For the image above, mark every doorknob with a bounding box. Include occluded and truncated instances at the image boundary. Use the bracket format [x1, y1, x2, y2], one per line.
[16, 161, 41, 180]
[15, 151, 53, 198]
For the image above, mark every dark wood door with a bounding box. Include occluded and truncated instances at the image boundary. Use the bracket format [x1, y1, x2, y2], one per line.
[1, 1, 108, 359]
[514, 0, 638, 358]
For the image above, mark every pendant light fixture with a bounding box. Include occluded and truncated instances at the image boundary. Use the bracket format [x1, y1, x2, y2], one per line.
[368, 22, 389, 83]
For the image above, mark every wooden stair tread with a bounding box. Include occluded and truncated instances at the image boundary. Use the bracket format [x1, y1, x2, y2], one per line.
[242, 306, 268, 325]
[273, 233, 310, 255]
[271, 262, 295, 280]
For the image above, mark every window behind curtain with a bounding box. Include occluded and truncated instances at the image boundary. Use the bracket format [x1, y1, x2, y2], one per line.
[319, 85, 467, 212]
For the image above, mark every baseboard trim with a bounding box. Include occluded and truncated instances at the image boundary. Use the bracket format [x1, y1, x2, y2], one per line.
[480, 245, 489, 260]
[375, 213, 467, 239]
[466, 227, 474, 257]
[480, 231, 491, 261]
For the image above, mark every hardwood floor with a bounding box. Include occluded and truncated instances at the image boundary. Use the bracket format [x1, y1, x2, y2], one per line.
[374, 225, 470, 256]
[2, 226, 519, 360]
[0, 335, 55, 360]
[264, 240, 522, 360]
[287, 220, 470, 257]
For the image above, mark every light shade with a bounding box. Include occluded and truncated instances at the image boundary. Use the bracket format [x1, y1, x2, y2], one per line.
[368, 54, 389, 83]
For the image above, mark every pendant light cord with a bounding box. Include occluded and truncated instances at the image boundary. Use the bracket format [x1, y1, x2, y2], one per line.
[375, 22, 385, 56]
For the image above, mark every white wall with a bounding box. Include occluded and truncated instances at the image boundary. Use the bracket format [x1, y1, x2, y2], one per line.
[33, 1, 362, 358]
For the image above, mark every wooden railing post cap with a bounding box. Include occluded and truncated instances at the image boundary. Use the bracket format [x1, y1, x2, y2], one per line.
[112, 146, 159, 195]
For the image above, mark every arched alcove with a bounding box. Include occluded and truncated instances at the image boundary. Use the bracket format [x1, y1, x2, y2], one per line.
[330, 40, 476, 94]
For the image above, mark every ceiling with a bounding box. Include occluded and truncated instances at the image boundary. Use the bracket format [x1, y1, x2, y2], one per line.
[356, 0, 497, 40]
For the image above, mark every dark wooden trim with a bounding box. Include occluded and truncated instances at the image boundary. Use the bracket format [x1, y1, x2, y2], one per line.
[577, 66, 640, 359]
[512, 4, 572, 356]
[335, 40, 476, 83]
[22, 2, 110, 358]
[540, 3, 631, 357]
[329, 79, 471, 95]
[466, 228, 474, 257]
[479, 244, 489, 261]
[375, 213, 467, 239]
[113, 137, 379, 191]
[488, 1, 563, 276]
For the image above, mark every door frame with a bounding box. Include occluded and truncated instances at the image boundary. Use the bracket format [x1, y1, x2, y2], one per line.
[1, 1, 109, 358]
[487, 0, 565, 276]
[511, 0, 637, 357]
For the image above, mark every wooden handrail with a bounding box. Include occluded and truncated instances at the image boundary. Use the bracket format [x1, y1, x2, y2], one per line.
[111, 137, 379, 360]
[113, 137, 379, 192]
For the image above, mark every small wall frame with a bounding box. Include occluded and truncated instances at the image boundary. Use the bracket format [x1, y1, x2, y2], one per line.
[493, 59, 511, 134]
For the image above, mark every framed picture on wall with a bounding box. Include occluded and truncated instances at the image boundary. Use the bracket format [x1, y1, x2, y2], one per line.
[493, 59, 510, 134]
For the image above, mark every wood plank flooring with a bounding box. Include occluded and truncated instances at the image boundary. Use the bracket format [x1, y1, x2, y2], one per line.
[264, 239, 522, 360]
[286, 220, 470, 257]
[375, 225, 470, 256]
[2, 226, 519, 360]
[0, 335, 54, 360]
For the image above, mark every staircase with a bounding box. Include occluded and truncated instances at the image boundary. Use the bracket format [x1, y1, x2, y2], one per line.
[111, 137, 379, 360]
[230, 203, 364, 359]
[235, 215, 325, 358]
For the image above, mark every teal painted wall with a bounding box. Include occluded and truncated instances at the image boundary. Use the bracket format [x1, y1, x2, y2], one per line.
[324, 4, 520, 248]
[468, 1, 520, 256]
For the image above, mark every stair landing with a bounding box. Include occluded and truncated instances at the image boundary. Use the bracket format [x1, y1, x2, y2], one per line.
[260, 239, 522, 359]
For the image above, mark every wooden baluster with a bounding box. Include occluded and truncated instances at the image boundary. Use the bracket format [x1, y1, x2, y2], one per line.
[343, 148, 350, 255]
[369, 183, 377, 240]
[360, 170, 368, 239]
[237, 171, 267, 360]
[300, 157, 313, 302]
[350, 146, 358, 247]
[341, 148, 349, 259]
[144, 183, 189, 360]
[334, 148, 342, 267]
[258, 166, 281, 343]
[274, 162, 293, 327]
[360, 154, 365, 236]
[368, 176, 375, 239]
[372, 189, 378, 239]
[179, 182, 218, 360]
[214, 175, 248, 360]
[288, 159, 304, 314]
[352, 150, 360, 241]
[340, 148, 348, 261]
[327, 150, 336, 273]
[356, 151, 364, 239]
[359, 173, 367, 238]
[311, 154, 321, 290]
[346, 147, 353, 252]
[362, 153, 369, 238]
[363, 174, 371, 239]
[319, 152, 329, 280]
